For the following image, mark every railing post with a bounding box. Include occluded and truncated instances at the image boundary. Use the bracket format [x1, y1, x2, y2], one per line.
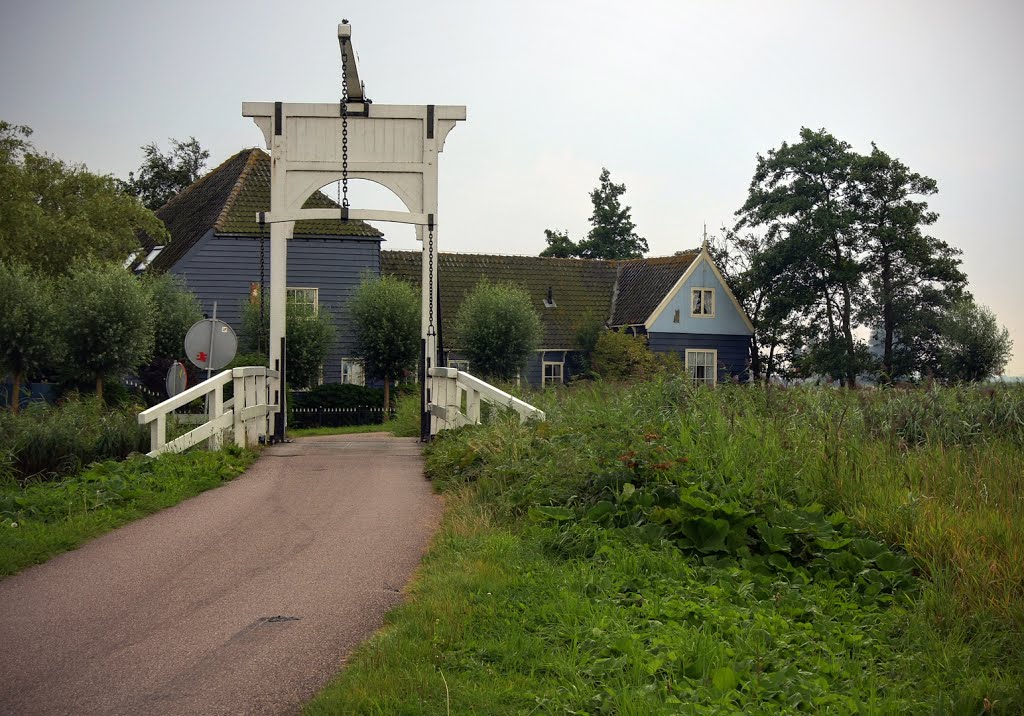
[210, 383, 224, 450]
[151, 414, 166, 453]
[257, 370, 268, 441]
[233, 370, 245, 448]
[467, 388, 481, 423]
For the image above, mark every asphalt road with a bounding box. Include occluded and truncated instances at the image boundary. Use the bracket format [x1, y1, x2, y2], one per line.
[0, 434, 442, 715]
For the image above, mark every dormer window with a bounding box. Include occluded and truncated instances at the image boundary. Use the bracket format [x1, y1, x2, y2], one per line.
[691, 288, 714, 317]
[543, 286, 556, 308]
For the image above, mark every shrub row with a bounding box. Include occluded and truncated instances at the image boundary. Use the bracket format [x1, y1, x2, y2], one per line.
[0, 397, 147, 482]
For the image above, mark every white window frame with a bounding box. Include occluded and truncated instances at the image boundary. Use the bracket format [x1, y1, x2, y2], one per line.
[685, 349, 718, 387]
[448, 359, 470, 372]
[690, 287, 715, 318]
[542, 360, 564, 387]
[287, 287, 319, 314]
[341, 358, 365, 386]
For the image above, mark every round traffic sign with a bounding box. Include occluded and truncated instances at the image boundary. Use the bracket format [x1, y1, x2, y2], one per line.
[165, 360, 188, 397]
[184, 319, 238, 371]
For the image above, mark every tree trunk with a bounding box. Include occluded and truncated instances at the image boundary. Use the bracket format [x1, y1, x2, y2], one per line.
[383, 375, 390, 414]
[96, 373, 104, 402]
[881, 253, 894, 380]
[11, 372, 22, 415]
[840, 280, 857, 388]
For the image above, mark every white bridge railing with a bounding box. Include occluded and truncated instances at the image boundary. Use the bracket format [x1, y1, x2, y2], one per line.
[137, 367, 278, 457]
[427, 367, 545, 432]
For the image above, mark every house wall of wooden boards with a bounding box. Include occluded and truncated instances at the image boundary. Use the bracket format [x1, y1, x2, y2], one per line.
[168, 228, 382, 384]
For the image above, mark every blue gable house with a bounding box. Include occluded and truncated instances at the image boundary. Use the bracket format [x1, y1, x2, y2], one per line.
[136, 148, 383, 385]
[609, 247, 755, 385]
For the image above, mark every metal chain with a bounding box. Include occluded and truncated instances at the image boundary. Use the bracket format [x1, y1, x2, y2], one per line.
[427, 228, 435, 336]
[339, 38, 350, 211]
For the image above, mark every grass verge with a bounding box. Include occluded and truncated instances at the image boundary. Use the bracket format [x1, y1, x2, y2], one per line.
[0, 445, 257, 578]
[289, 424, 393, 438]
[306, 379, 1023, 714]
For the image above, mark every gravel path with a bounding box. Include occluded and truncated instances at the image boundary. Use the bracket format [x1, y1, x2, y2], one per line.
[0, 434, 442, 715]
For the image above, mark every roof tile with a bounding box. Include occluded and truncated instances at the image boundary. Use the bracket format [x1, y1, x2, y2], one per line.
[140, 148, 382, 272]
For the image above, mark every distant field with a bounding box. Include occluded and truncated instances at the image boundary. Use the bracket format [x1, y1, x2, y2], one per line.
[308, 380, 1024, 714]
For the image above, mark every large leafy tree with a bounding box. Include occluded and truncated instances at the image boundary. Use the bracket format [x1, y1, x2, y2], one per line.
[540, 168, 648, 260]
[736, 128, 867, 386]
[454, 280, 541, 381]
[348, 275, 420, 409]
[122, 137, 209, 210]
[0, 263, 60, 413]
[60, 260, 156, 399]
[852, 145, 967, 380]
[0, 121, 169, 276]
[710, 229, 811, 383]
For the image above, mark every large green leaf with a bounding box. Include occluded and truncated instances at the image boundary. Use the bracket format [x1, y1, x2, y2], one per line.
[680, 516, 731, 553]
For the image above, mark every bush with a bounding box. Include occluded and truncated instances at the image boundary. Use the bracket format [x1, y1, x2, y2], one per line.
[290, 383, 389, 428]
[0, 396, 148, 482]
[590, 331, 677, 380]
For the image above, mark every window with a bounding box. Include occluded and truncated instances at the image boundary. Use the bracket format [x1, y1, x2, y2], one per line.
[673, 308, 680, 323]
[341, 358, 364, 386]
[287, 287, 319, 314]
[691, 288, 715, 317]
[685, 349, 717, 387]
[543, 361, 564, 387]
[449, 359, 470, 372]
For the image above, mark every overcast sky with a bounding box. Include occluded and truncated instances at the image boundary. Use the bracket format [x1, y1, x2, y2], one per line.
[2, 0, 1021, 374]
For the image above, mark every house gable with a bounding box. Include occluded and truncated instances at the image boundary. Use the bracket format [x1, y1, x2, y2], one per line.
[645, 250, 754, 336]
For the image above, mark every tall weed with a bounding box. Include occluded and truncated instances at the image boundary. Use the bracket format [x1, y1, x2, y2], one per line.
[0, 396, 148, 482]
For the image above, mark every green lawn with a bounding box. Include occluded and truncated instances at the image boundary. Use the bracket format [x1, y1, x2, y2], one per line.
[306, 379, 1024, 714]
[0, 446, 257, 578]
[288, 423, 393, 438]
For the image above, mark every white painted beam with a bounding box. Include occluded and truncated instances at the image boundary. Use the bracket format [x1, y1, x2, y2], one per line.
[258, 209, 432, 226]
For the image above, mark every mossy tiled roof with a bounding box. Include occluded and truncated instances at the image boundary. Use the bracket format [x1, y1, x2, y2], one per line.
[381, 249, 703, 349]
[139, 148, 382, 272]
[610, 252, 699, 326]
[382, 251, 619, 348]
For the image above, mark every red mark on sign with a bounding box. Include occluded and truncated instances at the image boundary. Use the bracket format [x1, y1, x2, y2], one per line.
[197, 351, 208, 363]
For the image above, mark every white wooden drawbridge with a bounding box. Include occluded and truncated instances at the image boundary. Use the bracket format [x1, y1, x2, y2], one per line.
[139, 22, 542, 452]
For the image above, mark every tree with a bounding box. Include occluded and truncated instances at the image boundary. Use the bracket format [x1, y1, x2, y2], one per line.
[0, 263, 59, 413]
[144, 273, 203, 361]
[60, 261, 155, 399]
[736, 128, 867, 385]
[710, 228, 812, 383]
[454, 280, 541, 381]
[937, 298, 1012, 382]
[348, 275, 420, 409]
[539, 229, 577, 258]
[852, 145, 967, 380]
[539, 168, 647, 260]
[0, 121, 169, 276]
[122, 137, 209, 210]
[240, 298, 337, 390]
[285, 305, 337, 390]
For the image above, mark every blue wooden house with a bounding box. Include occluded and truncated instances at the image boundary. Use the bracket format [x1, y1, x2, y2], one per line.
[134, 148, 383, 385]
[382, 246, 754, 387]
